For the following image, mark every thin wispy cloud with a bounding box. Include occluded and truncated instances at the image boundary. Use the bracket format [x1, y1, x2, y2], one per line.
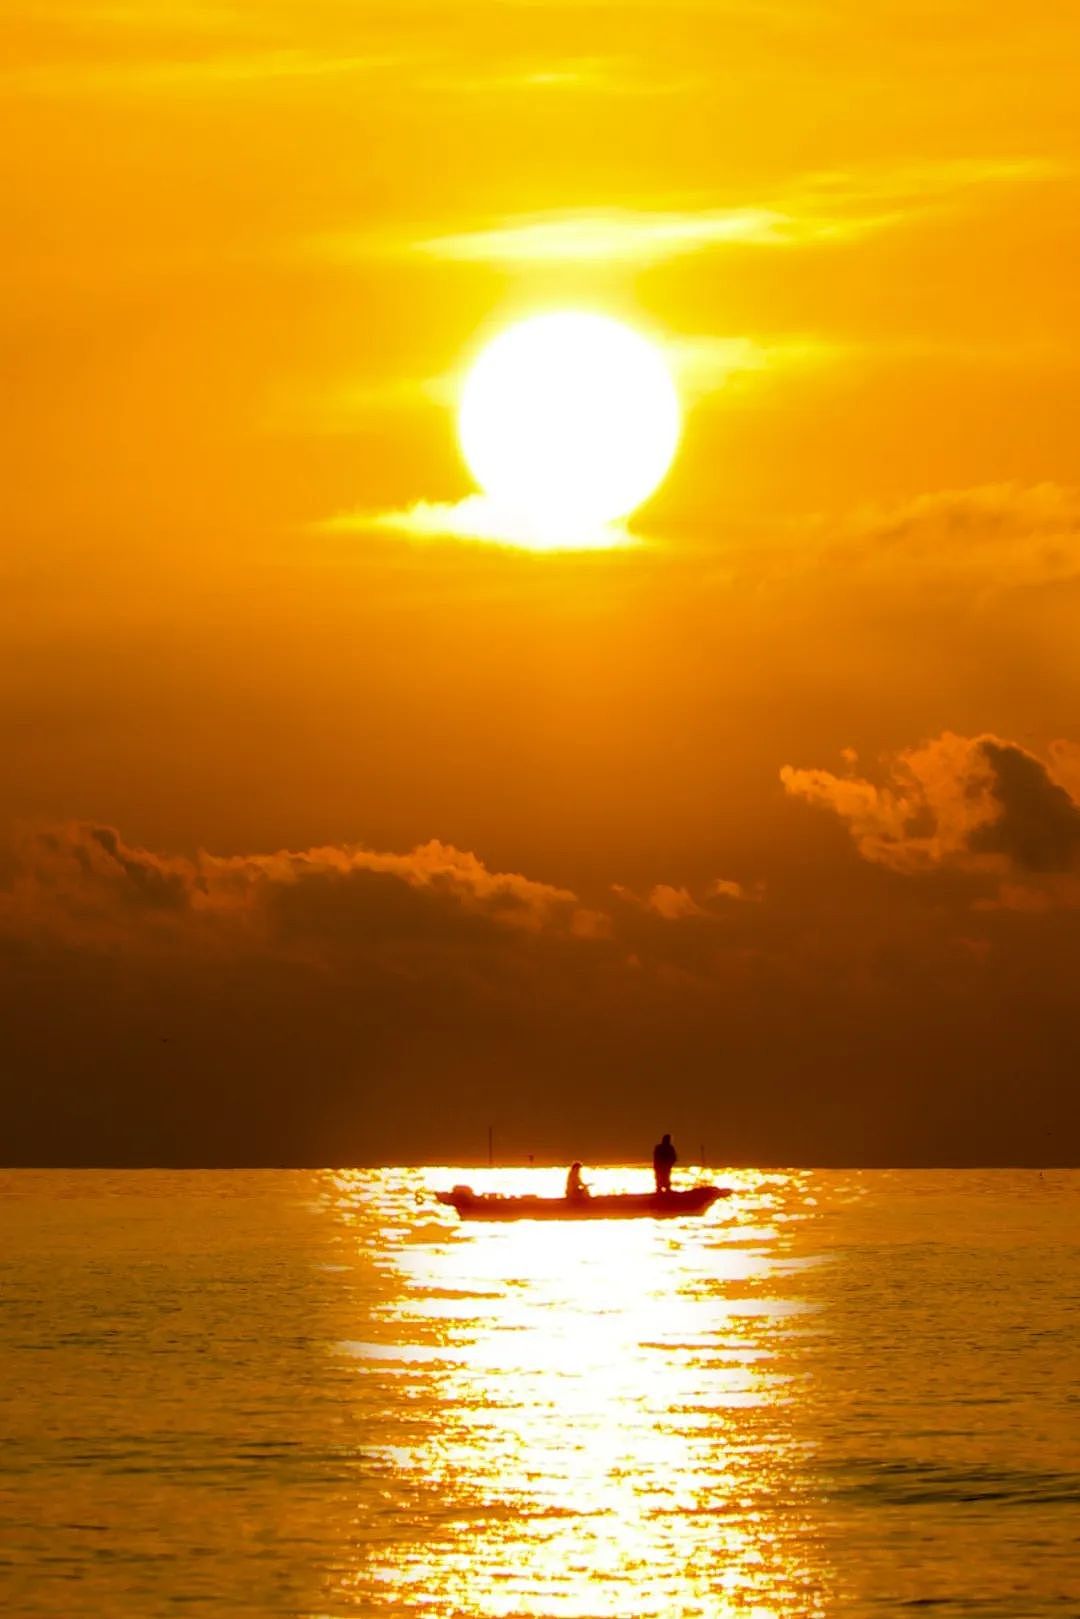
[324, 159, 1061, 270]
[4, 49, 402, 97]
[670, 334, 838, 398]
[412, 209, 788, 265]
[324, 319, 832, 429]
[816, 482, 1080, 591]
[415, 55, 698, 100]
[285, 332, 823, 438]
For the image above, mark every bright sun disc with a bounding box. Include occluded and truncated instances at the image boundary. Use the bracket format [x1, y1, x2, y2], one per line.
[458, 312, 681, 543]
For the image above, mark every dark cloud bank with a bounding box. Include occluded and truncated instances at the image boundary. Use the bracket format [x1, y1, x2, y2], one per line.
[3, 734, 1079, 1166]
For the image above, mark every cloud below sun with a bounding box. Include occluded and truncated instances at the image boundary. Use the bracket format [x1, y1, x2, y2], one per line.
[323, 310, 687, 552]
[315, 322, 835, 551]
[322, 495, 637, 554]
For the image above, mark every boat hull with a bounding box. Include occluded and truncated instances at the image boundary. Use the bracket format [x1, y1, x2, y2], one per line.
[435, 1186, 731, 1221]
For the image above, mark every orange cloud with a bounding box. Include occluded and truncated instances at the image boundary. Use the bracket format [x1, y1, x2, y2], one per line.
[781, 733, 1080, 880]
[2, 823, 590, 949]
[709, 878, 763, 903]
[646, 884, 705, 920]
[612, 878, 759, 919]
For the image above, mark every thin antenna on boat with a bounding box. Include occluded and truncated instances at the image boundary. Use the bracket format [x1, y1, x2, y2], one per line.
[488, 1124, 493, 1167]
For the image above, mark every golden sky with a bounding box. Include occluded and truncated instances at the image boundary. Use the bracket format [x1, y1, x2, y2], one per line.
[3, 0, 1080, 1164]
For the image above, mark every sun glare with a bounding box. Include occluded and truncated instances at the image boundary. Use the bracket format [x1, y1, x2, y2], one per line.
[457, 312, 681, 548]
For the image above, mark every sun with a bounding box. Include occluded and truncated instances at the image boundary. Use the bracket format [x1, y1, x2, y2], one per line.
[457, 312, 681, 546]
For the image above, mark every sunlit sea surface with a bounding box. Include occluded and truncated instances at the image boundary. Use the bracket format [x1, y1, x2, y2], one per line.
[2, 1169, 1078, 1617]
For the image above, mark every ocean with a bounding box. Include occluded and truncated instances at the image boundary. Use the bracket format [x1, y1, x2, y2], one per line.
[1, 1169, 1078, 1617]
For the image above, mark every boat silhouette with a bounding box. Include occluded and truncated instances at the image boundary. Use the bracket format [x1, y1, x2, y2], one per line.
[436, 1184, 731, 1221]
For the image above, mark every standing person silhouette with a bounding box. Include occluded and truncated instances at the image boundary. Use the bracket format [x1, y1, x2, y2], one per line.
[653, 1133, 677, 1194]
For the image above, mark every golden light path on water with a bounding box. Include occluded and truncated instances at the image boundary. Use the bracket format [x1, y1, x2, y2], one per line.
[324, 1167, 836, 1618]
[6, 1171, 1078, 1616]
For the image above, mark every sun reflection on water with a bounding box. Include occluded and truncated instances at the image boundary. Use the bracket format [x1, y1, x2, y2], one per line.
[322, 1167, 833, 1617]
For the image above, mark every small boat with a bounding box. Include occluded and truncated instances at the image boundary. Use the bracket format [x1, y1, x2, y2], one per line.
[435, 1184, 732, 1222]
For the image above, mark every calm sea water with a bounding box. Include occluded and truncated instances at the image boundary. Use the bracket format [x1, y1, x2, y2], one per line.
[1, 1169, 1078, 1617]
